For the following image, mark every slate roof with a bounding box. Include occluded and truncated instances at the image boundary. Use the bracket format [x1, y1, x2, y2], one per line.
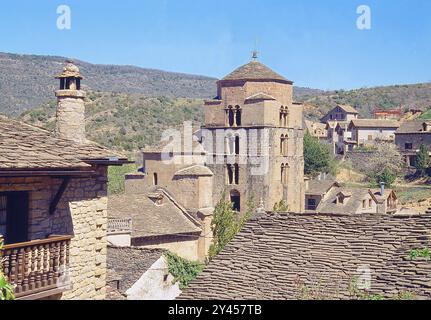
[349, 119, 400, 129]
[316, 186, 371, 215]
[221, 61, 292, 83]
[174, 165, 214, 177]
[0, 116, 127, 170]
[108, 188, 202, 239]
[107, 246, 165, 296]
[337, 104, 359, 114]
[180, 213, 431, 300]
[305, 180, 339, 196]
[396, 121, 431, 134]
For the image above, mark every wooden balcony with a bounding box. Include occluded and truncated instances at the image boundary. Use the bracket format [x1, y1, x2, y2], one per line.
[1, 235, 72, 300]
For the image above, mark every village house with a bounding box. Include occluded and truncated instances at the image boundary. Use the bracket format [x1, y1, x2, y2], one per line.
[321, 105, 359, 123]
[108, 187, 207, 262]
[0, 62, 129, 300]
[106, 247, 181, 300]
[304, 120, 327, 141]
[347, 119, 400, 148]
[373, 107, 403, 120]
[305, 179, 398, 215]
[395, 121, 431, 167]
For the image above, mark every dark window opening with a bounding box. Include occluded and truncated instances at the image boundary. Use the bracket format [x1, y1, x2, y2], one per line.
[405, 143, 413, 150]
[153, 173, 158, 186]
[227, 165, 234, 185]
[234, 164, 239, 185]
[0, 192, 29, 245]
[235, 136, 240, 155]
[230, 190, 241, 212]
[307, 199, 317, 211]
[235, 106, 242, 126]
[228, 107, 235, 127]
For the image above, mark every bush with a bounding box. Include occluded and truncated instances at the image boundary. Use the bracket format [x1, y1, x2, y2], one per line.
[164, 252, 205, 289]
[372, 167, 397, 188]
[415, 144, 430, 177]
[0, 239, 15, 300]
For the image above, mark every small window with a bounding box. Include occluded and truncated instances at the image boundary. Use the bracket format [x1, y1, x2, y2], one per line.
[0, 196, 7, 237]
[362, 200, 366, 209]
[368, 135, 373, 141]
[307, 199, 317, 211]
[369, 199, 372, 208]
[405, 143, 413, 150]
[153, 173, 158, 186]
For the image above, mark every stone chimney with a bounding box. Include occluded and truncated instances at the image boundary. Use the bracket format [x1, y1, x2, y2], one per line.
[380, 182, 385, 196]
[55, 60, 86, 143]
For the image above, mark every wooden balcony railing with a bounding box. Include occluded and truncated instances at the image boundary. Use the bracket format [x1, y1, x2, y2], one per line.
[1, 235, 72, 300]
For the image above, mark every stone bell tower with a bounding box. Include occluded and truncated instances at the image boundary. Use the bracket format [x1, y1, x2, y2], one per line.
[55, 60, 86, 143]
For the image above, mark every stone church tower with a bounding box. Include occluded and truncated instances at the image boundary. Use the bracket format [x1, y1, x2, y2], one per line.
[55, 61, 86, 143]
[202, 56, 305, 213]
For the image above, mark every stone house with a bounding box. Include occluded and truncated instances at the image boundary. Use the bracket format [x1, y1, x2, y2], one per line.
[395, 121, 431, 167]
[373, 108, 403, 120]
[106, 247, 181, 300]
[108, 187, 208, 262]
[0, 62, 129, 300]
[347, 119, 400, 148]
[304, 120, 327, 141]
[321, 105, 359, 123]
[305, 180, 398, 215]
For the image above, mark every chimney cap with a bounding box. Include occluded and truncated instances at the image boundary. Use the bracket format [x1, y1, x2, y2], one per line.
[56, 60, 83, 79]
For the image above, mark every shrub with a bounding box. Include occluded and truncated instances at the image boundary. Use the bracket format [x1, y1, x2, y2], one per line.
[0, 239, 15, 300]
[164, 252, 205, 289]
[304, 132, 337, 177]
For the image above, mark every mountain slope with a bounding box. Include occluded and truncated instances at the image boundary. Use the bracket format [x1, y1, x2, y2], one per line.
[0, 52, 217, 116]
[19, 91, 204, 152]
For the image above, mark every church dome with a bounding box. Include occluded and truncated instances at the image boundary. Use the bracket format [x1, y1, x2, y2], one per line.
[221, 60, 292, 84]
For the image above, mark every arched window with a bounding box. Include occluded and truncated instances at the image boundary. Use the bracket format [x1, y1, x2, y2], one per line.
[235, 106, 242, 126]
[234, 164, 240, 185]
[226, 165, 234, 185]
[280, 106, 284, 127]
[281, 164, 288, 184]
[280, 135, 285, 155]
[228, 106, 235, 127]
[230, 190, 241, 212]
[283, 107, 288, 127]
[235, 136, 240, 155]
[153, 173, 158, 186]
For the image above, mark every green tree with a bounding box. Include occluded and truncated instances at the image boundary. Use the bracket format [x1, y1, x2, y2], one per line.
[415, 144, 430, 176]
[373, 167, 397, 188]
[0, 239, 15, 300]
[273, 200, 289, 212]
[208, 193, 255, 261]
[303, 132, 336, 177]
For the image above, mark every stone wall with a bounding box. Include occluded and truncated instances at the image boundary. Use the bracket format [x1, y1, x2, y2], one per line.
[0, 165, 109, 300]
[181, 213, 431, 300]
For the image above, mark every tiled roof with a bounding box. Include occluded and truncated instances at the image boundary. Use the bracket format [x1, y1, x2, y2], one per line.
[108, 189, 202, 239]
[0, 116, 127, 170]
[396, 121, 431, 134]
[180, 213, 431, 300]
[349, 119, 400, 129]
[222, 61, 292, 83]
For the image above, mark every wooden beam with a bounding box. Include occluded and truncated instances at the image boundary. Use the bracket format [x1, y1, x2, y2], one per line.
[49, 177, 71, 215]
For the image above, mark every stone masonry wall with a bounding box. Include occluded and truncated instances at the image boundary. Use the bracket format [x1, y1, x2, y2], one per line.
[0, 165, 108, 300]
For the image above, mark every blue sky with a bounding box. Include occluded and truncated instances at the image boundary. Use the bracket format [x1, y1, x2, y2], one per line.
[0, 0, 430, 90]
